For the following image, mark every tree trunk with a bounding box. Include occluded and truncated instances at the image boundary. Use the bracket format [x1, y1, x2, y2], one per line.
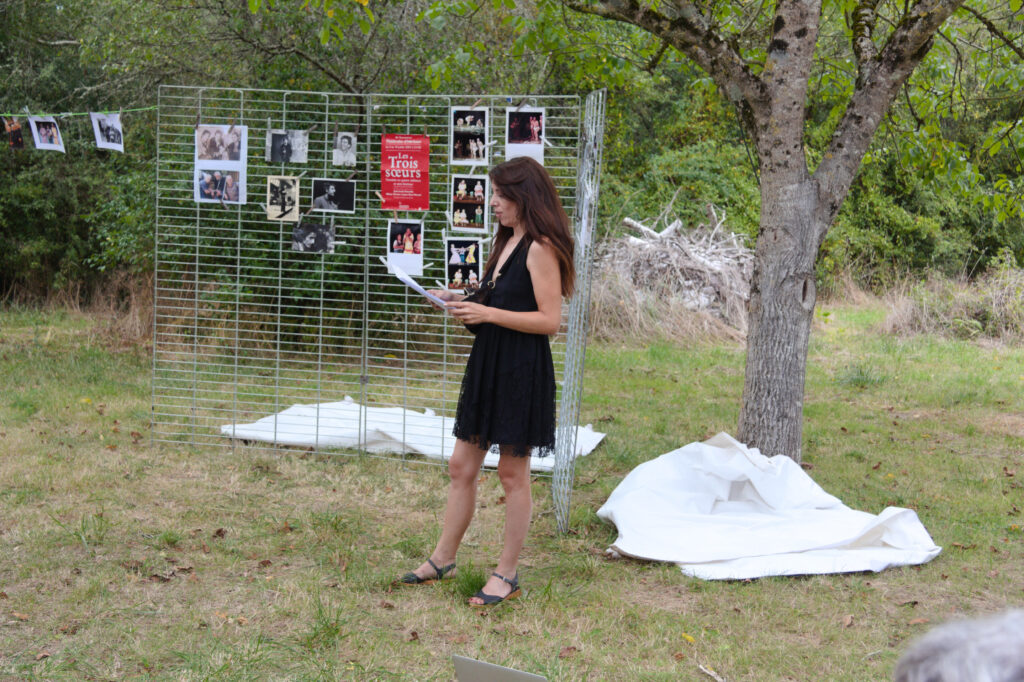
[736, 177, 822, 461]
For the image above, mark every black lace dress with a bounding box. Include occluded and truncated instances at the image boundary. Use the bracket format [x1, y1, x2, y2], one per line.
[453, 239, 555, 457]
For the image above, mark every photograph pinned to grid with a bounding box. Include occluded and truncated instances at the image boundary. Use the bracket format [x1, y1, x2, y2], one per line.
[332, 131, 357, 167]
[291, 220, 335, 254]
[450, 174, 489, 234]
[195, 169, 243, 203]
[445, 236, 482, 292]
[311, 177, 356, 214]
[266, 176, 300, 222]
[265, 129, 309, 164]
[450, 106, 488, 166]
[387, 219, 424, 277]
[505, 106, 545, 165]
[194, 124, 247, 203]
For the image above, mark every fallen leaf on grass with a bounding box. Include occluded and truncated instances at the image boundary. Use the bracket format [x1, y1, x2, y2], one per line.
[105, 445, 117, 451]
[408, 630, 419, 642]
[148, 572, 173, 583]
[213, 528, 226, 539]
[236, 616, 249, 626]
[0, 591, 7, 599]
[842, 614, 854, 628]
[988, 570, 1000, 577]
[130, 431, 142, 444]
[908, 618, 930, 625]
[12, 612, 29, 621]
[59, 621, 80, 635]
[379, 600, 394, 609]
[898, 600, 919, 607]
[258, 560, 272, 568]
[681, 632, 696, 643]
[951, 543, 976, 550]
[558, 646, 578, 659]
[35, 651, 50, 661]
[800, 462, 814, 470]
[201, 542, 210, 554]
[447, 634, 469, 644]
[673, 652, 686, 661]
[1004, 467, 1016, 478]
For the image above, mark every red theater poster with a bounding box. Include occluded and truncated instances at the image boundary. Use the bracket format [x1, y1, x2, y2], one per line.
[380, 134, 430, 211]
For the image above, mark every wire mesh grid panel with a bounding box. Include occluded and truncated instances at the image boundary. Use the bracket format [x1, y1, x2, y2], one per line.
[152, 86, 604, 529]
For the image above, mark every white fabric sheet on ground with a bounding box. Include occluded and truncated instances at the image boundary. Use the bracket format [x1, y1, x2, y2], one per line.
[597, 432, 941, 580]
[220, 396, 605, 472]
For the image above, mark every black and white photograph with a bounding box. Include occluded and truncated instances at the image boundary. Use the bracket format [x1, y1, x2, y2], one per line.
[291, 221, 335, 254]
[450, 174, 489, 234]
[195, 169, 243, 203]
[505, 106, 545, 164]
[195, 124, 246, 162]
[194, 124, 247, 204]
[387, 219, 424, 277]
[4, 117, 24, 150]
[311, 178, 356, 214]
[28, 116, 65, 153]
[445, 237, 482, 292]
[266, 176, 300, 222]
[265, 129, 309, 164]
[450, 106, 488, 166]
[331, 131, 357, 167]
[90, 112, 124, 152]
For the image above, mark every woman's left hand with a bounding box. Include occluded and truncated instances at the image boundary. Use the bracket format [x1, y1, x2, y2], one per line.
[446, 300, 492, 326]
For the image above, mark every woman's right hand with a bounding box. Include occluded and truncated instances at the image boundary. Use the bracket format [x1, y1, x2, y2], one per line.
[426, 289, 463, 310]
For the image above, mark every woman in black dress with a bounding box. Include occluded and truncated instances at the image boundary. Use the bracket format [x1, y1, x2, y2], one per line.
[399, 157, 575, 605]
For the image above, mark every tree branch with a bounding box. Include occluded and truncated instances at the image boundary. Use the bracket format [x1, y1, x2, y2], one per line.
[814, 0, 966, 225]
[563, 0, 768, 122]
[960, 4, 1024, 61]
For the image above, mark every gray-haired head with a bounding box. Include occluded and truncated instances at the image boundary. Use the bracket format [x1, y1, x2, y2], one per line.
[894, 610, 1024, 682]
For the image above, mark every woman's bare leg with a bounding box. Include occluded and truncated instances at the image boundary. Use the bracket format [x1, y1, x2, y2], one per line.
[408, 438, 486, 580]
[468, 448, 531, 603]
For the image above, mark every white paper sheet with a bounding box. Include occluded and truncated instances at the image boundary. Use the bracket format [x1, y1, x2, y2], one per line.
[380, 257, 448, 308]
[220, 396, 605, 472]
[597, 433, 942, 580]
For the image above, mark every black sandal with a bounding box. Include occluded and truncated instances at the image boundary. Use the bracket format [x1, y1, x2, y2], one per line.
[397, 557, 456, 585]
[469, 571, 521, 606]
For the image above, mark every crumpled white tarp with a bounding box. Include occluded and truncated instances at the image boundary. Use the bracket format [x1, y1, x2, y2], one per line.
[220, 396, 605, 472]
[597, 432, 941, 580]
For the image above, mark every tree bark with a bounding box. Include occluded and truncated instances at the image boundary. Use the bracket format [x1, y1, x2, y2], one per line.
[737, 178, 821, 460]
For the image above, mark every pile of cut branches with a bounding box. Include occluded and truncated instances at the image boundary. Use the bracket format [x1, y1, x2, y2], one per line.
[589, 203, 753, 342]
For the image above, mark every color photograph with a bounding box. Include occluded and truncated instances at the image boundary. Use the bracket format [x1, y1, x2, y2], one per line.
[445, 237, 482, 292]
[195, 124, 245, 162]
[450, 174, 488, 234]
[194, 169, 243, 203]
[505, 106, 545, 165]
[387, 219, 424, 276]
[450, 106, 488, 166]
[4, 117, 24, 150]
[28, 116, 65, 153]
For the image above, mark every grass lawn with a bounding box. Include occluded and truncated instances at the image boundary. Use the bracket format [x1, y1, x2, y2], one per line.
[1, 304, 1022, 680]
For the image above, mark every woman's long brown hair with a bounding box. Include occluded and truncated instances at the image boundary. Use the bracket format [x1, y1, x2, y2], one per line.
[485, 157, 576, 297]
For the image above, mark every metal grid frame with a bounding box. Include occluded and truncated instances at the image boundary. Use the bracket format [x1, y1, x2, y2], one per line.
[152, 86, 605, 531]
